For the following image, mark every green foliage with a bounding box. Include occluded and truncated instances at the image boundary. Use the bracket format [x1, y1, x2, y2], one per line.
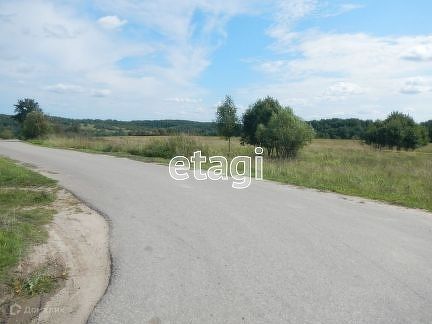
[48, 116, 217, 136]
[242, 96, 283, 145]
[309, 118, 373, 139]
[12, 269, 57, 296]
[364, 112, 429, 150]
[139, 135, 209, 158]
[421, 120, 432, 142]
[0, 114, 20, 138]
[241, 97, 313, 158]
[22, 111, 50, 139]
[0, 190, 54, 209]
[216, 96, 239, 139]
[216, 95, 240, 152]
[256, 108, 315, 158]
[0, 128, 14, 139]
[13, 98, 41, 124]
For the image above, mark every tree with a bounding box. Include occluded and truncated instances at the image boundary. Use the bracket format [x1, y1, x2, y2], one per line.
[242, 96, 282, 145]
[256, 108, 314, 158]
[216, 95, 239, 153]
[22, 111, 50, 139]
[13, 98, 42, 124]
[364, 112, 429, 150]
[421, 120, 432, 142]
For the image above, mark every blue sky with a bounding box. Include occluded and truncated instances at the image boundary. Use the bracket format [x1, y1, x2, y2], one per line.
[1, 0, 431, 121]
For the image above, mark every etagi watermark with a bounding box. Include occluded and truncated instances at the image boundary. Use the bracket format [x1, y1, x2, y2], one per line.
[169, 147, 263, 189]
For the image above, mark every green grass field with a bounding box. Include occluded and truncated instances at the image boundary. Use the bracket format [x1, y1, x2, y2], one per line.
[0, 157, 56, 284]
[32, 136, 432, 212]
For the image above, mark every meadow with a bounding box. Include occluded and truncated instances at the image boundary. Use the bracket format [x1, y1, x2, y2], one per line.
[32, 136, 432, 212]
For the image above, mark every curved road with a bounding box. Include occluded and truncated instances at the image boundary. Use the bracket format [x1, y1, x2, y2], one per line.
[1, 140, 432, 323]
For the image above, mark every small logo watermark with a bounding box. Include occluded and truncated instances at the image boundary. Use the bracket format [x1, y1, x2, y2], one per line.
[3, 302, 65, 317]
[169, 147, 263, 189]
[9, 303, 21, 316]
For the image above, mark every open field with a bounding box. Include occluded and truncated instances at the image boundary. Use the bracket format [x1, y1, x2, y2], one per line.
[32, 136, 432, 212]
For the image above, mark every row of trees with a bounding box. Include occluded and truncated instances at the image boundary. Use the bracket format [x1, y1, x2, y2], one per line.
[364, 112, 429, 150]
[216, 96, 430, 156]
[216, 96, 314, 158]
[309, 118, 373, 139]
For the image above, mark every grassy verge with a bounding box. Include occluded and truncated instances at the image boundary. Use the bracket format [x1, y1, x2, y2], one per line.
[0, 157, 58, 293]
[31, 136, 432, 212]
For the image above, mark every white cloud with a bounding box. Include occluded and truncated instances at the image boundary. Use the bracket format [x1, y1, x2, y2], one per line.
[402, 44, 432, 61]
[242, 31, 432, 121]
[97, 15, 127, 30]
[165, 97, 203, 103]
[399, 77, 432, 94]
[322, 81, 364, 100]
[45, 83, 84, 94]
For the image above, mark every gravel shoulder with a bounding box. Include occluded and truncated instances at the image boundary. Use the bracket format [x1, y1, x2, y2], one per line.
[36, 189, 110, 324]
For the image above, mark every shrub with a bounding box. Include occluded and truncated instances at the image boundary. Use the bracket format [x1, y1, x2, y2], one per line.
[142, 135, 208, 159]
[0, 128, 14, 139]
[242, 96, 282, 145]
[364, 112, 429, 150]
[256, 108, 315, 158]
[22, 111, 50, 139]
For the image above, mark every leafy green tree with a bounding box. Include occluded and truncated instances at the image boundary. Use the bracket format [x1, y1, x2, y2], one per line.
[421, 120, 432, 142]
[242, 96, 282, 145]
[22, 111, 50, 139]
[364, 112, 428, 150]
[216, 95, 239, 153]
[13, 98, 42, 124]
[256, 108, 314, 158]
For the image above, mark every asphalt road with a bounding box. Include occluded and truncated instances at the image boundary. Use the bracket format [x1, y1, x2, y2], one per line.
[1, 140, 432, 324]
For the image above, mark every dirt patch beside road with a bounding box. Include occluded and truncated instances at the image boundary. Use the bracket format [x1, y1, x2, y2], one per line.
[3, 189, 110, 324]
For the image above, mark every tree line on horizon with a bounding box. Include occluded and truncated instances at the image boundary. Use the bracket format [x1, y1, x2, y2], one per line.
[0, 98, 431, 151]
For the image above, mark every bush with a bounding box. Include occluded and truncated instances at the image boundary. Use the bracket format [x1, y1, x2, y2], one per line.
[0, 128, 14, 139]
[22, 111, 50, 139]
[256, 108, 315, 158]
[242, 96, 283, 145]
[141, 135, 209, 159]
[364, 112, 429, 150]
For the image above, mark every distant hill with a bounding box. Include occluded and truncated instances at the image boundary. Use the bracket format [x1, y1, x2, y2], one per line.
[48, 116, 218, 136]
[0, 114, 218, 137]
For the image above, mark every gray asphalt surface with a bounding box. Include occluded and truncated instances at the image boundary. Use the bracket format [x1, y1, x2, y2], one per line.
[1, 140, 432, 324]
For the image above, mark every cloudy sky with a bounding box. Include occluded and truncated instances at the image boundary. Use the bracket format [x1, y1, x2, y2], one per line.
[1, 0, 431, 121]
